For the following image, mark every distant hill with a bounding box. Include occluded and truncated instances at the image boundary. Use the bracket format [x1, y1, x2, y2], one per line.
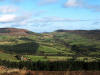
[55, 29, 100, 40]
[0, 28, 34, 36]
[0, 28, 100, 57]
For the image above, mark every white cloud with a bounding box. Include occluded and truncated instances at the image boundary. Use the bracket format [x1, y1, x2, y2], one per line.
[64, 0, 100, 12]
[0, 15, 98, 32]
[0, 6, 18, 13]
[64, 0, 82, 7]
[30, 16, 88, 23]
[0, 14, 17, 23]
[0, 13, 31, 23]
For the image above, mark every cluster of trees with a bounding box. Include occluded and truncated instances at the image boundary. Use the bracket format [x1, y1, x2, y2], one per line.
[71, 44, 100, 57]
[0, 42, 39, 54]
[0, 59, 100, 71]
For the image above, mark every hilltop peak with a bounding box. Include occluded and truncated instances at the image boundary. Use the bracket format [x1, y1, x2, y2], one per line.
[0, 28, 34, 36]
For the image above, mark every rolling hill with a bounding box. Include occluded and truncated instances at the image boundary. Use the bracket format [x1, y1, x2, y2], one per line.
[0, 28, 100, 61]
[0, 28, 34, 36]
[56, 29, 100, 40]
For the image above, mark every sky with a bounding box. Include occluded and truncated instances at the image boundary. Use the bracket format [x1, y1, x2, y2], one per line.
[0, 0, 100, 32]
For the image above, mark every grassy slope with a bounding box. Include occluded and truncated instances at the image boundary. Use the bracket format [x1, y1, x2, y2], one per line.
[0, 30, 100, 62]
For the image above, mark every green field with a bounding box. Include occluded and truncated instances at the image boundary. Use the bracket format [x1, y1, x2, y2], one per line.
[0, 52, 100, 62]
[0, 53, 18, 62]
[0, 29, 100, 62]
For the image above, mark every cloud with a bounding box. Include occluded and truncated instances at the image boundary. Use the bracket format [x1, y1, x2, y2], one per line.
[30, 16, 89, 23]
[0, 13, 31, 23]
[0, 5, 18, 13]
[64, 0, 100, 12]
[64, 0, 83, 7]
[86, 5, 100, 12]
[0, 15, 89, 27]
[92, 22, 100, 25]
[0, 14, 17, 23]
[92, 20, 100, 25]
[0, 15, 98, 32]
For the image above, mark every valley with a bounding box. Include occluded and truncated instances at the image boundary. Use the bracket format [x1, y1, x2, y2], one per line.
[0, 28, 100, 73]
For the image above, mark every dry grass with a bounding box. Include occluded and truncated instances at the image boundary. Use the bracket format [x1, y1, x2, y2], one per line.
[0, 66, 100, 75]
[0, 69, 100, 75]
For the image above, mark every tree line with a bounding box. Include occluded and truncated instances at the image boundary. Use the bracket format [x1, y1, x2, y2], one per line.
[0, 59, 100, 71]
